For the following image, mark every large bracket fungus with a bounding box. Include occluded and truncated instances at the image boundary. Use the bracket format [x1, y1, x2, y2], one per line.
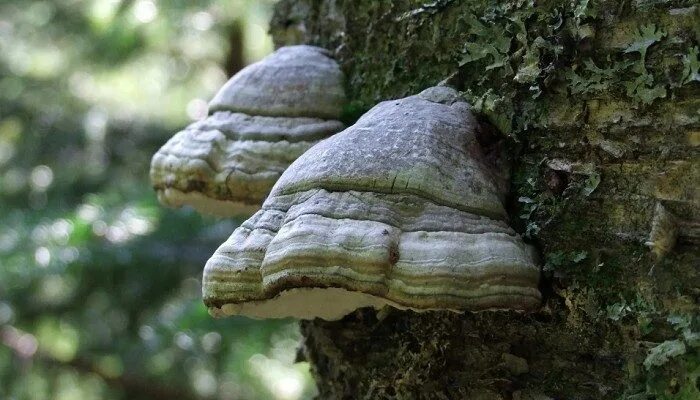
[150, 45, 346, 216]
[203, 86, 541, 320]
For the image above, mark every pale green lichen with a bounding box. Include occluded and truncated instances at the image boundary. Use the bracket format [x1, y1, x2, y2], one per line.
[682, 46, 699, 84]
[624, 24, 666, 57]
[645, 340, 687, 369]
[459, 14, 512, 74]
[622, 23, 667, 104]
[566, 58, 633, 94]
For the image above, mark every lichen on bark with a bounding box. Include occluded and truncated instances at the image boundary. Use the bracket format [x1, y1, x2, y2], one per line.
[270, 1, 699, 398]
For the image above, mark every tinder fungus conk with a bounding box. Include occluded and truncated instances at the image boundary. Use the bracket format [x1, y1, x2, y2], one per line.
[203, 86, 541, 320]
[150, 45, 346, 216]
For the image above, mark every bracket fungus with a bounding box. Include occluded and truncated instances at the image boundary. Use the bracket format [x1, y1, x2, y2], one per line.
[203, 86, 541, 320]
[150, 45, 346, 216]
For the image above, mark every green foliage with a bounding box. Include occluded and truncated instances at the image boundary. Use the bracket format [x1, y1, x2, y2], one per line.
[0, 1, 314, 399]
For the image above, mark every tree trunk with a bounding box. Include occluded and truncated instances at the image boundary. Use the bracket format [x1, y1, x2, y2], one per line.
[270, 1, 699, 399]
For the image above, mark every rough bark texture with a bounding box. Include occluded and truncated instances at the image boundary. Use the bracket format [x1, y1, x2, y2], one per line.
[269, 1, 699, 399]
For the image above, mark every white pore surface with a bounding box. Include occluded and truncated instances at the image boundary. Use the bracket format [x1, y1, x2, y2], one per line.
[158, 188, 260, 217]
[210, 287, 392, 321]
[208, 287, 467, 321]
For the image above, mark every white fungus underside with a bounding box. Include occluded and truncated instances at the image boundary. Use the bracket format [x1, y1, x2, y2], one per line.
[207, 287, 465, 321]
[157, 188, 260, 217]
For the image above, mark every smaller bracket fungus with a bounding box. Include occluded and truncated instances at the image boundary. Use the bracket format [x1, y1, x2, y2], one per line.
[203, 86, 541, 320]
[150, 45, 346, 216]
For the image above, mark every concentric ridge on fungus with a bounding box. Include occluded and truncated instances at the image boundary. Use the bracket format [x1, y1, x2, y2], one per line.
[203, 86, 541, 320]
[149, 45, 346, 216]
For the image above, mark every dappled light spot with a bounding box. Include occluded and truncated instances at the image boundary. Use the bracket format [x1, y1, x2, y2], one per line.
[2, 168, 26, 194]
[132, 0, 158, 24]
[191, 365, 218, 397]
[201, 331, 221, 353]
[83, 108, 108, 141]
[34, 246, 51, 267]
[186, 98, 209, 121]
[50, 219, 73, 244]
[0, 229, 19, 252]
[174, 332, 194, 350]
[191, 11, 214, 32]
[30, 165, 53, 191]
[138, 325, 156, 342]
[248, 353, 307, 400]
[96, 355, 124, 379]
[38, 275, 77, 304]
[77, 203, 102, 222]
[1, 326, 38, 358]
[0, 302, 15, 325]
[36, 319, 79, 362]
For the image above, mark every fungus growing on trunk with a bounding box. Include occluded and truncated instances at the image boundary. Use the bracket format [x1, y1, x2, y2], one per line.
[203, 86, 541, 320]
[150, 45, 346, 216]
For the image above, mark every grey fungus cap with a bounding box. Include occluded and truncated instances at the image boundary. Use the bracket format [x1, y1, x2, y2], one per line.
[203, 86, 541, 320]
[150, 45, 346, 216]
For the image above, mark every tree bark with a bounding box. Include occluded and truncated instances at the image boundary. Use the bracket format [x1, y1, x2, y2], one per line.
[269, 1, 699, 399]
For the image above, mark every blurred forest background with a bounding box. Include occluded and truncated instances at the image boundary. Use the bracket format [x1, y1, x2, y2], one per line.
[0, 1, 317, 399]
